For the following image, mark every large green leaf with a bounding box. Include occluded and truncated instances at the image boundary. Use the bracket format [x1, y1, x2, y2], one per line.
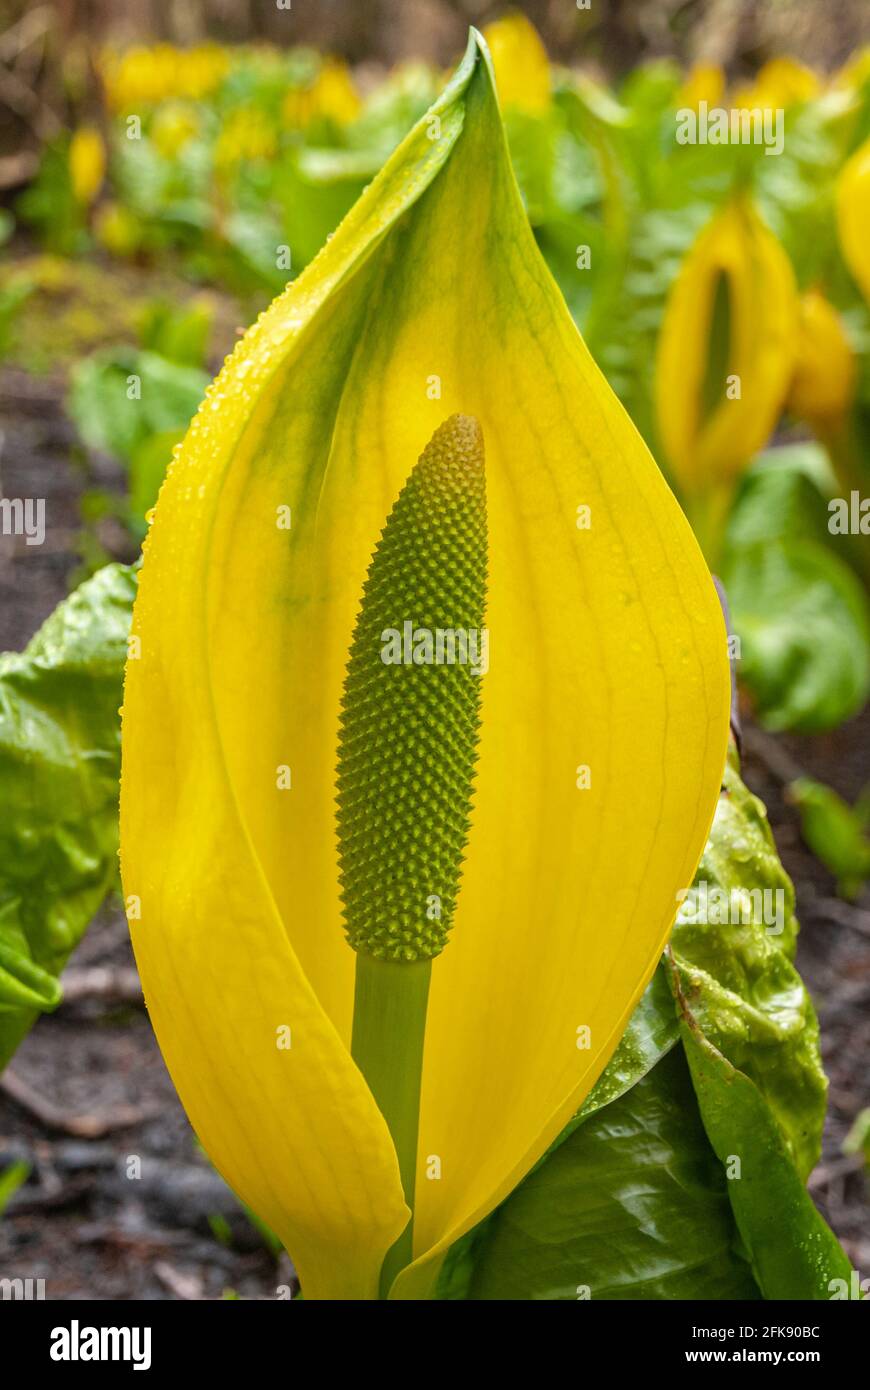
[438, 744, 839, 1299]
[573, 965, 678, 1129]
[0, 564, 136, 1069]
[723, 537, 870, 733]
[461, 1048, 760, 1301]
[721, 448, 870, 733]
[725, 448, 838, 552]
[276, 151, 372, 273]
[128, 429, 187, 536]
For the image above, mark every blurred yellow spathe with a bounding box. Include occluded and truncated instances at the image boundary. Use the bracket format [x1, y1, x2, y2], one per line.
[786, 290, 856, 432]
[483, 13, 551, 114]
[69, 127, 106, 206]
[837, 137, 870, 305]
[656, 195, 798, 497]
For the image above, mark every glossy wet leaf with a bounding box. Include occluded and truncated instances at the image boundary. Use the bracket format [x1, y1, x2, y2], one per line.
[679, 1016, 853, 1300]
[671, 742, 827, 1179]
[462, 1049, 760, 1301]
[0, 564, 137, 1069]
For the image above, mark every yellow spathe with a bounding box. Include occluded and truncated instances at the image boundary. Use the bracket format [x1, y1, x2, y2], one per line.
[656, 196, 798, 494]
[100, 43, 229, 112]
[731, 57, 820, 111]
[282, 57, 361, 129]
[121, 33, 730, 1301]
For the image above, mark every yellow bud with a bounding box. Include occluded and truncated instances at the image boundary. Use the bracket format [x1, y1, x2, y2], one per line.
[678, 63, 725, 111]
[283, 56, 360, 129]
[69, 126, 106, 206]
[215, 108, 277, 169]
[315, 57, 361, 124]
[151, 104, 199, 159]
[483, 13, 550, 114]
[751, 56, 820, 107]
[94, 202, 141, 258]
[786, 290, 856, 430]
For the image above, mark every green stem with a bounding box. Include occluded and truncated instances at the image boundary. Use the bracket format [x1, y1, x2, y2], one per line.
[351, 953, 432, 1298]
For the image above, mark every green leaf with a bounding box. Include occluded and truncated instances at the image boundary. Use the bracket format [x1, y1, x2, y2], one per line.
[726, 445, 870, 588]
[501, 107, 559, 224]
[347, 66, 438, 160]
[754, 95, 856, 290]
[128, 429, 185, 534]
[221, 210, 289, 292]
[723, 537, 870, 733]
[0, 1161, 30, 1217]
[135, 351, 209, 438]
[0, 564, 136, 1069]
[68, 346, 208, 468]
[276, 154, 368, 272]
[788, 776, 870, 900]
[461, 1048, 760, 1301]
[678, 1012, 853, 1300]
[137, 297, 213, 367]
[68, 349, 143, 460]
[671, 743, 827, 1179]
[574, 965, 679, 1127]
[15, 141, 84, 255]
[0, 273, 36, 358]
[843, 1109, 870, 1165]
[726, 450, 838, 553]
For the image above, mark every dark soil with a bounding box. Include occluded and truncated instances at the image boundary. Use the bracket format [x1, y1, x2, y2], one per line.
[0, 335, 867, 1299]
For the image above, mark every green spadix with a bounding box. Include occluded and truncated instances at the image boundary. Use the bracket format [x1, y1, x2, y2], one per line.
[336, 412, 488, 962]
[336, 412, 488, 1292]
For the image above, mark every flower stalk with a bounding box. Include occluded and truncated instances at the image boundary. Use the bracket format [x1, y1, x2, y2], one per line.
[351, 954, 431, 1294]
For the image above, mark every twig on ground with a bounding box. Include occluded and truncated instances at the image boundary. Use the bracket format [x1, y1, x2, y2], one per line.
[76, 1223, 186, 1252]
[0, 150, 39, 188]
[60, 966, 143, 1006]
[808, 1153, 865, 1190]
[154, 1262, 205, 1301]
[0, 1069, 159, 1137]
